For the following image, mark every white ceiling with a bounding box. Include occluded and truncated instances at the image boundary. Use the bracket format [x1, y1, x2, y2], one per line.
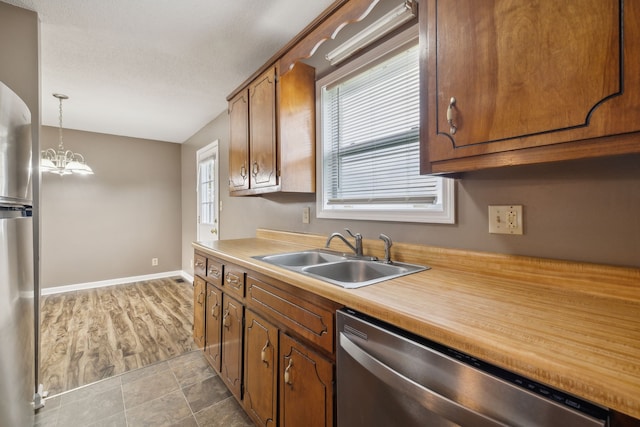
[2, 0, 335, 143]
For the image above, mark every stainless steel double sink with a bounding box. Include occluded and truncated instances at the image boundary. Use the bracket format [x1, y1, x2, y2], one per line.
[253, 249, 428, 289]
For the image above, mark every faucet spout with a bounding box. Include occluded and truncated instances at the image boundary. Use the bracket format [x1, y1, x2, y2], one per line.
[379, 234, 393, 264]
[325, 229, 364, 256]
[345, 228, 364, 256]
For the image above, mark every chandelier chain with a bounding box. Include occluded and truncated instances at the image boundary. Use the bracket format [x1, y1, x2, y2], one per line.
[58, 96, 64, 150]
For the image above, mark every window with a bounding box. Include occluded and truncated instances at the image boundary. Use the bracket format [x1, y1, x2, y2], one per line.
[317, 27, 455, 223]
[197, 141, 219, 241]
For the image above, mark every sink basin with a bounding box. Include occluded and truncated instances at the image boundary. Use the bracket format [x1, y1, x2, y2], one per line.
[253, 249, 428, 289]
[259, 250, 346, 267]
[302, 260, 426, 289]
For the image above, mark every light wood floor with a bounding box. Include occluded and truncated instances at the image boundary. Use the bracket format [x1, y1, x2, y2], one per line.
[40, 277, 195, 396]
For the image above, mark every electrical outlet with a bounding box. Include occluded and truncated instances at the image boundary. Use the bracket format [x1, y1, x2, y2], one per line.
[488, 205, 523, 235]
[302, 207, 310, 224]
[152, 258, 159, 266]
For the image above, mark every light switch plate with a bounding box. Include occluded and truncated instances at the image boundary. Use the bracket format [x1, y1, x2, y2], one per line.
[488, 205, 523, 235]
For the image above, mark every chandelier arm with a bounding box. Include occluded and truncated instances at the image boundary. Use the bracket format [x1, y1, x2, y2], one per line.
[71, 152, 85, 162]
[41, 148, 57, 160]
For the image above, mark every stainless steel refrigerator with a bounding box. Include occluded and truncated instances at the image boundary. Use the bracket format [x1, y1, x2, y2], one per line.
[0, 81, 35, 426]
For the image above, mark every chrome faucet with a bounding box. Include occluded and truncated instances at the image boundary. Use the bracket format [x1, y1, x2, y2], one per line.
[325, 228, 364, 256]
[379, 234, 393, 264]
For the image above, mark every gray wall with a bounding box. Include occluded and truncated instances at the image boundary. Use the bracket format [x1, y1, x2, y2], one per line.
[0, 3, 40, 128]
[41, 126, 182, 288]
[0, 3, 41, 275]
[182, 110, 640, 274]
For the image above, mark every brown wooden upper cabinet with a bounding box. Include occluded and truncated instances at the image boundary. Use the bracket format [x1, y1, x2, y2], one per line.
[229, 89, 250, 192]
[249, 67, 278, 190]
[228, 62, 316, 196]
[420, 0, 640, 174]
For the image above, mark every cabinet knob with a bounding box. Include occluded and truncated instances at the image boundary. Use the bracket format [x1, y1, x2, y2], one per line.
[447, 97, 457, 135]
[208, 266, 220, 278]
[240, 163, 247, 179]
[284, 358, 293, 385]
[252, 161, 259, 177]
[226, 273, 239, 287]
[196, 291, 204, 306]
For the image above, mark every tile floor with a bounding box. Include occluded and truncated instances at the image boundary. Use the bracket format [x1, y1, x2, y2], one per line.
[34, 350, 254, 427]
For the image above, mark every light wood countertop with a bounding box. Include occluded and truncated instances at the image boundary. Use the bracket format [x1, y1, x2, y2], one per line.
[193, 229, 640, 419]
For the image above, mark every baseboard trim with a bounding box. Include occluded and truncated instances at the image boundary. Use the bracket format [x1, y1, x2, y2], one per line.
[181, 271, 194, 283]
[41, 270, 192, 295]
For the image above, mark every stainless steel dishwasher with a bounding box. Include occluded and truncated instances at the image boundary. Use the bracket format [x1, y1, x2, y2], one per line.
[337, 309, 609, 427]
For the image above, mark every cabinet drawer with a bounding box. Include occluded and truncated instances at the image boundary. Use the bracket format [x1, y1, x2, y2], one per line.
[194, 253, 206, 278]
[223, 264, 246, 299]
[206, 258, 223, 286]
[247, 276, 334, 354]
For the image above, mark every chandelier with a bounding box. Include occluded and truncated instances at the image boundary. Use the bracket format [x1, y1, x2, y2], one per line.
[40, 93, 94, 175]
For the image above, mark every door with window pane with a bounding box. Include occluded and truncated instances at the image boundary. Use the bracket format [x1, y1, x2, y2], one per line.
[197, 142, 219, 241]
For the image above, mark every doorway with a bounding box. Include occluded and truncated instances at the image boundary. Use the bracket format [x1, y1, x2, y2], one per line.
[196, 141, 219, 241]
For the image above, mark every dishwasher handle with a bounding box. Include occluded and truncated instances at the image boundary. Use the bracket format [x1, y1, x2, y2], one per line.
[339, 332, 509, 427]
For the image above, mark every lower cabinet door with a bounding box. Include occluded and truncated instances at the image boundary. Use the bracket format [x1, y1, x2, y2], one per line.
[221, 294, 244, 399]
[280, 333, 334, 427]
[244, 310, 279, 427]
[193, 276, 206, 349]
[205, 283, 222, 372]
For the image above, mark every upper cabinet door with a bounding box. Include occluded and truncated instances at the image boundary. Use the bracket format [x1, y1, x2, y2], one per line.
[229, 90, 249, 191]
[249, 67, 278, 189]
[422, 0, 640, 173]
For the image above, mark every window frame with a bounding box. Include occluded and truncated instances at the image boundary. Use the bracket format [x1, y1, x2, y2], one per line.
[315, 26, 455, 224]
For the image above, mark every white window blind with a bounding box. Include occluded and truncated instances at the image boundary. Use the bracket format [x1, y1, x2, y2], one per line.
[318, 30, 454, 223]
